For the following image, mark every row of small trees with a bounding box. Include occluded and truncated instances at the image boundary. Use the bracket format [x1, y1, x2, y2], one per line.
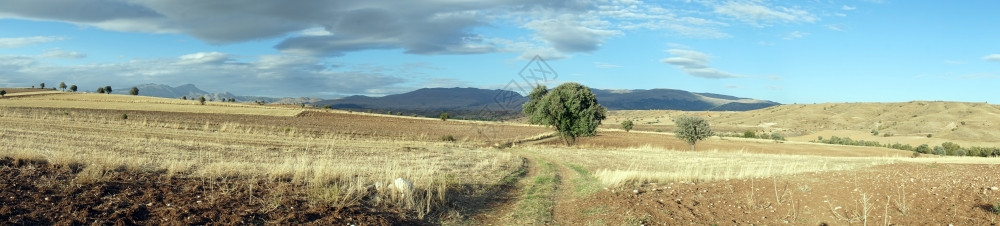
[815, 136, 1000, 157]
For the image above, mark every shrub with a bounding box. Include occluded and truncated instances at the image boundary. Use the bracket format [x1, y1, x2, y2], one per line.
[97, 87, 105, 94]
[993, 201, 1000, 214]
[817, 136, 823, 141]
[926, 134, 932, 138]
[911, 152, 920, 158]
[104, 86, 112, 94]
[770, 132, 785, 141]
[69, 85, 77, 92]
[933, 146, 946, 155]
[440, 112, 450, 121]
[0, 90, 5, 97]
[674, 115, 713, 151]
[441, 135, 456, 142]
[871, 129, 879, 136]
[129, 86, 139, 95]
[120, 113, 128, 120]
[198, 96, 206, 105]
[182, 96, 187, 100]
[621, 120, 634, 132]
[915, 144, 930, 154]
[744, 130, 756, 138]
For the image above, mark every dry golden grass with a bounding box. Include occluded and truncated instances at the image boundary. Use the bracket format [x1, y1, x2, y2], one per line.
[0, 93, 303, 116]
[603, 101, 1000, 147]
[518, 145, 897, 187]
[0, 101, 524, 217]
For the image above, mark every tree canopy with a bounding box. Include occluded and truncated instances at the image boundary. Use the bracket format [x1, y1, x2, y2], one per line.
[674, 115, 713, 151]
[523, 82, 607, 145]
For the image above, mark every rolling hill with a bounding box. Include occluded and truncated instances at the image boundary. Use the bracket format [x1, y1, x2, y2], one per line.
[123, 84, 323, 104]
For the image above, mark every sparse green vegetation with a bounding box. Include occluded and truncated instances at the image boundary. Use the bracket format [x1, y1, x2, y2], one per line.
[621, 120, 633, 132]
[440, 112, 449, 121]
[198, 96, 206, 105]
[673, 115, 713, 151]
[129, 86, 139, 95]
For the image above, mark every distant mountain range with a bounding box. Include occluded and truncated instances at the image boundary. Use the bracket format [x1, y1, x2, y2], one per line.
[122, 84, 322, 104]
[127, 84, 780, 118]
[314, 87, 780, 119]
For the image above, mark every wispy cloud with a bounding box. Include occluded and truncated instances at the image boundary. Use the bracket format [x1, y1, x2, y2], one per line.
[661, 49, 744, 79]
[0, 36, 66, 48]
[825, 24, 847, 32]
[594, 62, 623, 68]
[842, 5, 857, 11]
[39, 49, 86, 59]
[712, 1, 817, 27]
[983, 54, 1000, 62]
[783, 31, 807, 40]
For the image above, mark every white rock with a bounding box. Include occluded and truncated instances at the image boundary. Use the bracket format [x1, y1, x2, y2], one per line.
[991, 186, 998, 191]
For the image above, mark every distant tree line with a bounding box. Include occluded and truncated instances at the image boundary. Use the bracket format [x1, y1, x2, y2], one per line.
[814, 136, 1000, 157]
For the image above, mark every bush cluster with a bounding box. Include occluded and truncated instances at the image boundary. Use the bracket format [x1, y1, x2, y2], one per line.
[813, 136, 1000, 157]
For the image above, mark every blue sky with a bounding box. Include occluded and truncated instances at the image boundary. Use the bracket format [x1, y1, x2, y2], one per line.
[0, 0, 997, 104]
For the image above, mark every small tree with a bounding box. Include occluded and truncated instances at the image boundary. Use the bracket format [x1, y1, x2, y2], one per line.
[198, 96, 206, 105]
[69, 85, 77, 92]
[182, 96, 187, 100]
[104, 86, 112, 94]
[39, 83, 45, 89]
[0, 90, 6, 98]
[59, 82, 67, 91]
[129, 86, 139, 95]
[97, 87, 105, 94]
[523, 83, 607, 146]
[674, 115, 713, 151]
[440, 112, 450, 121]
[621, 120, 634, 132]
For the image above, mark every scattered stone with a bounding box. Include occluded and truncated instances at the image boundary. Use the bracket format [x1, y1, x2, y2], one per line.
[991, 186, 998, 191]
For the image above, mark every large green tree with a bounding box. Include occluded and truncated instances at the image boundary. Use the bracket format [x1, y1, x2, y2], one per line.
[523, 82, 607, 146]
[674, 115, 713, 151]
[69, 85, 77, 92]
[129, 86, 139, 95]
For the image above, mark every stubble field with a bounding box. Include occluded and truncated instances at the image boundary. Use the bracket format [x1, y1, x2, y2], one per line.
[1, 91, 999, 225]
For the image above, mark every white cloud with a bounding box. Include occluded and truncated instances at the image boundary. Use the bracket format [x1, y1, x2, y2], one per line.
[712, 1, 817, 27]
[983, 54, 1000, 62]
[783, 31, 807, 40]
[177, 52, 230, 65]
[842, 5, 857, 11]
[661, 49, 744, 79]
[594, 62, 622, 68]
[825, 24, 847, 32]
[0, 36, 66, 48]
[524, 15, 620, 53]
[39, 49, 87, 59]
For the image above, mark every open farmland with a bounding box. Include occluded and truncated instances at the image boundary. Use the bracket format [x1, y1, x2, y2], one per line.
[2, 91, 1000, 225]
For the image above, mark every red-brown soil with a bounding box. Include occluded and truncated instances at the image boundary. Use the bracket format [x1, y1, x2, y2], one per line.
[0, 158, 423, 225]
[558, 163, 1000, 225]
